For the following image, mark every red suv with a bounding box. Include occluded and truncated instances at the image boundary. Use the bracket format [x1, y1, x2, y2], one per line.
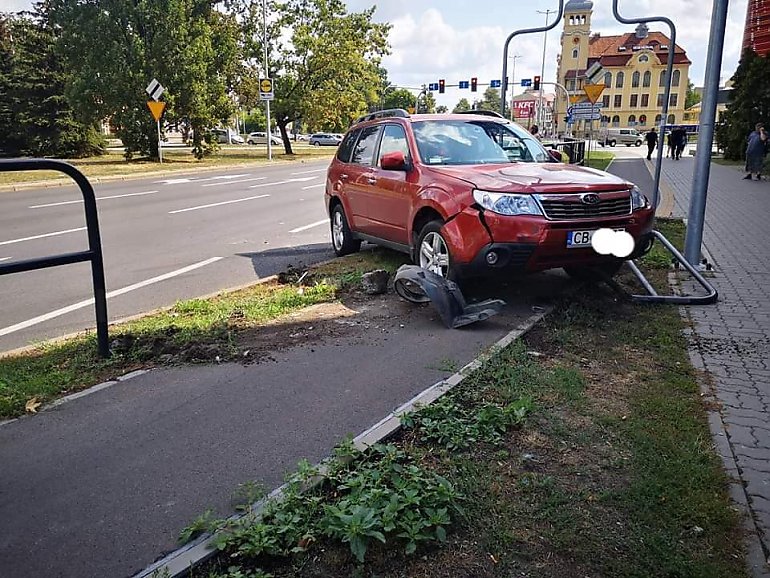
[325, 110, 655, 281]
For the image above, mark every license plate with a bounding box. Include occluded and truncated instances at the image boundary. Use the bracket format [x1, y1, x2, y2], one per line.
[567, 229, 624, 248]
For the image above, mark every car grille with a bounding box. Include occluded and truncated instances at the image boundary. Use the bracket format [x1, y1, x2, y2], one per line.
[538, 195, 631, 220]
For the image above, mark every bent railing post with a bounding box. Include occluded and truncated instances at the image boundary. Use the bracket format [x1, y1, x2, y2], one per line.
[0, 159, 110, 357]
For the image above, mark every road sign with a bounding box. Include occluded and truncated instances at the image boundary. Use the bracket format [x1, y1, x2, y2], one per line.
[521, 79, 532, 87]
[490, 79, 501, 88]
[583, 83, 606, 104]
[585, 62, 605, 84]
[428, 83, 438, 91]
[146, 101, 166, 121]
[573, 102, 603, 109]
[458, 80, 469, 89]
[572, 111, 602, 121]
[145, 79, 164, 101]
[259, 78, 274, 100]
[569, 95, 584, 104]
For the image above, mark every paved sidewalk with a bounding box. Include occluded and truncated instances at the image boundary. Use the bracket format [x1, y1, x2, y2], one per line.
[657, 157, 770, 575]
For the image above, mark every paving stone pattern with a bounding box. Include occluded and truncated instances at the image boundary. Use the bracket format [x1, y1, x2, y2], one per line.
[660, 158, 770, 573]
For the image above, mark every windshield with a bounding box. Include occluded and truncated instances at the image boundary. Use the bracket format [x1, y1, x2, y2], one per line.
[412, 120, 549, 165]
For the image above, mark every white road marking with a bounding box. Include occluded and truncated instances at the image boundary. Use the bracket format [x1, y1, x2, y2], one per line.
[289, 219, 328, 233]
[201, 177, 266, 187]
[156, 173, 251, 185]
[155, 178, 196, 184]
[248, 176, 316, 188]
[169, 194, 270, 214]
[0, 227, 87, 247]
[301, 183, 325, 190]
[0, 257, 223, 337]
[291, 168, 326, 175]
[0, 257, 11, 262]
[29, 190, 159, 209]
[208, 174, 250, 180]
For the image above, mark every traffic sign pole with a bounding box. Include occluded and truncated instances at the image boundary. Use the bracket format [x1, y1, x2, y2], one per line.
[157, 119, 163, 164]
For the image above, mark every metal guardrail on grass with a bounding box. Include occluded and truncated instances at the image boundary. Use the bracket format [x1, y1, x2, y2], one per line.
[0, 159, 110, 357]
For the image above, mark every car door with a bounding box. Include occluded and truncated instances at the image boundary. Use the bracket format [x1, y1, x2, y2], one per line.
[344, 125, 382, 235]
[367, 124, 418, 245]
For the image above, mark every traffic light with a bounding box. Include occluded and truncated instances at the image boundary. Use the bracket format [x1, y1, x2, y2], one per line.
[471, 77, 478, 92]
[438, 79, 445, 94]
[533, 76, 541, 90]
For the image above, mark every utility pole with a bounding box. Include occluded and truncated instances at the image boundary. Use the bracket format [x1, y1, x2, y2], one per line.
[536, 9, 556, 130]
[263, 0, 272, 161]
[509, 54, 522, 121]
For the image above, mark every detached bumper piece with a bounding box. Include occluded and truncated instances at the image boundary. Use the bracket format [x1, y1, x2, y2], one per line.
[393, 265, 506, 329]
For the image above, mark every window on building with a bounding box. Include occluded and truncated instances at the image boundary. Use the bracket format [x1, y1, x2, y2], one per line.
[641, 93, 649, 107]
[612, 115, 620, 127]
[602, 94, 610, 107]
[567, 78, 576, 91]
[572, 48, 579, 58]
[601, 115, 610, 124]
[643, 71, 651, 87]
[659, 70, 667, 87]
[629, 114, 636, 125]
[630, 94, 638, 107]
[668, 114, 675, 124]
[616, 71, 624, 88]
[672, 70, 681, 87]
[639, 54, 649, 63]
[632, 71, 640, 88]
[669, 94, 678, 107]
[639, 114, 647, 125]
[657, 93, 665, 107]
[614, 94, 622, 108]
[655, 113, 662, 124]
[604, 71, 612, 87]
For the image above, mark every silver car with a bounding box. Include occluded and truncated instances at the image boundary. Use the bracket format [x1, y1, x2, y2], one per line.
[247, 132, 281, 145]
[309, 133, 342, 146]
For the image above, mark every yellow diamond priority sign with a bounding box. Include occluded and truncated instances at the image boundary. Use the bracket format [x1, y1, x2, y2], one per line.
[147, 101, 166, 121]
[259, 78, 274, 101]
[583, 83, 606, 104]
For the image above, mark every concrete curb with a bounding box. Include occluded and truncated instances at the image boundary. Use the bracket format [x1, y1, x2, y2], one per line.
[132, 308, 550, 578]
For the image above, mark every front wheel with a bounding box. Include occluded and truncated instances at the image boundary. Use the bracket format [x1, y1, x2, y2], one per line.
[635, 140, 642, 147]
[609, 140, 617, 147]
[313, 141, 320, 146]
[330, 204, 361, 257]
[416, 221, 457, 280]
[564, 260, 624, 282]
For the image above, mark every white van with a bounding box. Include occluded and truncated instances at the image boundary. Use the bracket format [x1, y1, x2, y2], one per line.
[599, 127, 643, 147]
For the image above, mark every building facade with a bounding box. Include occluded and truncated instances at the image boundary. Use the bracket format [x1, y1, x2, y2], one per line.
[556, 0, 691, 135]
[743, 0, 770, 56]
[510, 91, 555, 134]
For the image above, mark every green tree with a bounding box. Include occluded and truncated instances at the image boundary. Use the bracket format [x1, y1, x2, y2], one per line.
[474, 87, 502, 113]
[435, 105, 448, 113]
[236, 0, 390, 153]
[453, 98, 471, 113]
[50, 0, 240, 159]
[0, 10, 103, 157]
[717, 50, 770, 160]
[685, 81, 701, 110]
[381, 88, 416, 111]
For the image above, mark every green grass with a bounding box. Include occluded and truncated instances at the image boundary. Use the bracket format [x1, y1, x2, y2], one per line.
[584, 150, 615, 171]
[0, 145, 335, 187]
[0, 249, 407, 419]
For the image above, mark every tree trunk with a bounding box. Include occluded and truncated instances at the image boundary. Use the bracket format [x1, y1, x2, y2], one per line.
[277, 120, 293, 155]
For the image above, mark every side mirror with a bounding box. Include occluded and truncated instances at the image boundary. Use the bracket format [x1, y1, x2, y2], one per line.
[381, 150, 409, 171]
[548, 149, 563, 163]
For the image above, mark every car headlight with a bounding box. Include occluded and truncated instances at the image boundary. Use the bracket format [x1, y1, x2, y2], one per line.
[631, 186, 649, 211]
[473, 190, 543, 216]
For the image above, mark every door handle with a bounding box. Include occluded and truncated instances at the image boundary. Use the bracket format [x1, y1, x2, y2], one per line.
[366, 177, 377, 184]
[340, 173, 348, 180]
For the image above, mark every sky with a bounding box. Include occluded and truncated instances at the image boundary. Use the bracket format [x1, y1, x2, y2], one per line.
[2, 0, 750, 110]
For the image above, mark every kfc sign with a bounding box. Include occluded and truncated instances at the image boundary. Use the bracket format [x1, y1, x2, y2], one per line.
[512, 100, 536, 119]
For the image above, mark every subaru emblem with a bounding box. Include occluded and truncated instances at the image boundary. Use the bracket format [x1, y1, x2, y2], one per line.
[581, 193, 600, 205]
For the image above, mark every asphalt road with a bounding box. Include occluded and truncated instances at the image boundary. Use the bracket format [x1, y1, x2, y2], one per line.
[0, 160, 336, 352]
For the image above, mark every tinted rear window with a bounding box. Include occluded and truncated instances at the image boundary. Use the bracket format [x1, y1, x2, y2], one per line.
[351, 126, 382, 166]
[337, 129, 360, 163]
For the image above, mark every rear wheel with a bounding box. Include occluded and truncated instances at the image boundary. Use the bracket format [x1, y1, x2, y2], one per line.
[564, 260, 624, 282]
[313, 141, 320, 146]
[416, 221, 458, 280]
[635, 140, 643, 146]
[609, 140, 617, 147]
[330, 203, 361, 257]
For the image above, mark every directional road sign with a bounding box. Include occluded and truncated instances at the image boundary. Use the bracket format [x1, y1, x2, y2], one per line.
[145, 78, 164, 101]
[429, 83, 439, 91]
[259, 77, 274, 101]
[573, 102, 604, 109]
[521, 79, 532, 87]
[490, 79, 502, 88]
[458, 80, 469, 89]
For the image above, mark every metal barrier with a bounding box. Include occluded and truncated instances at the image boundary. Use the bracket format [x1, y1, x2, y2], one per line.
[547, 139, 586, 165]
[0, 159, 109, 356]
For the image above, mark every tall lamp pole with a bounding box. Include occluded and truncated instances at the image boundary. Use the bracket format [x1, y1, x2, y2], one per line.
[509, 54, 522, 120]
[263, 0, 272, 161]
[536, 9, 556, 129]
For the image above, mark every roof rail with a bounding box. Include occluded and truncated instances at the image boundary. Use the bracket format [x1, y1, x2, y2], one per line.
[455, 110, 506, 119]
[354, 108, 410, 124]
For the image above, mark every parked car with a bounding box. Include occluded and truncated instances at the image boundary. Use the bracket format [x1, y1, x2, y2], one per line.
[324, 109, 655, 282]
[212, 128, 244, 144]
[599, 127, 643, 147]
[247, 132, 282, 145]
[309, 133, 343, 146]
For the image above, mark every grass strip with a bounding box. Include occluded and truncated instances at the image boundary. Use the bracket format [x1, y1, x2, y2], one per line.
[0, 249, 406, 419]
[189, 218, 746, 578]
[584, 150, 615, 171]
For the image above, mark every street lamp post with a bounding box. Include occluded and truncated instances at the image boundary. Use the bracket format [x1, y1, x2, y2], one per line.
[509, 54, 522, 121]
[263, 0, 272, 161]
[536, 9, 556, 130]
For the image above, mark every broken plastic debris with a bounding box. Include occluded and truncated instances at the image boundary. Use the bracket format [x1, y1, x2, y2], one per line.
[393, 265, 505, 329]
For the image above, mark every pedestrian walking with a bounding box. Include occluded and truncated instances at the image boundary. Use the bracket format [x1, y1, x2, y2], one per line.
[645, 127, 658, 160]
[744, 122, 768, 180]
[666, 131, 674, 158]
[674, 126, 688, 160]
